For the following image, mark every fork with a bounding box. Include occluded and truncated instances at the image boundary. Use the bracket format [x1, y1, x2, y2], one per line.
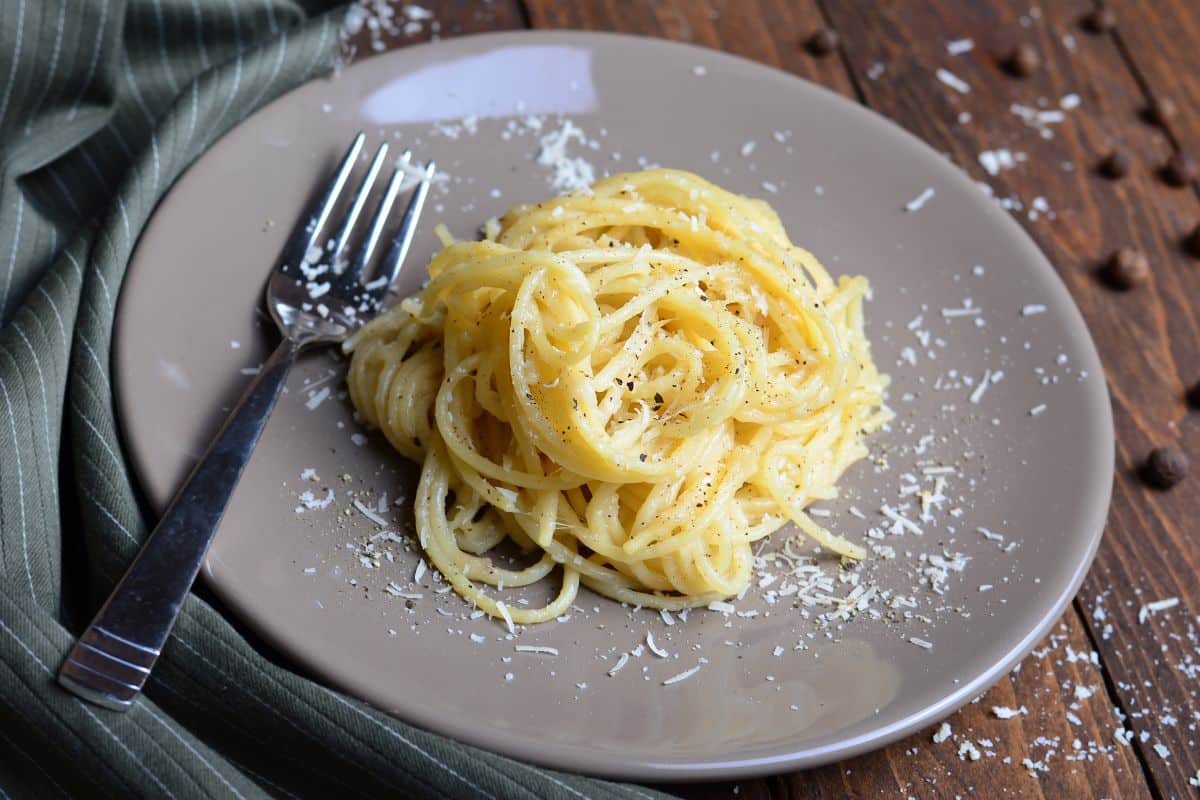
[58, 132, 434, 711]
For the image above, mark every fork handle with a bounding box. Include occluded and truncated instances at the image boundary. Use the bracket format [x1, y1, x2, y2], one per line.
[59, 337, 301, 710]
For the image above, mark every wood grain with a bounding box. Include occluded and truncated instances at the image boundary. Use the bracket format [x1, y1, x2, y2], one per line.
[523, 0, 855, 98]
[774, 0, 1200, 796]
[1107, 0, 1200, 184]
[374, 1, 1200, 796]
[520, 1, 1164, 797]
[664, 619, 1147, 800]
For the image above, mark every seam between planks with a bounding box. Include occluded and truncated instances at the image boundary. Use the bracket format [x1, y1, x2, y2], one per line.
[1071, 595, 1163, 800]
[812, 0, 869, 104]
[513, 0, 534, 31]
[1079, 3, 1191, 797]
[792, 3, 1165, 796]
[1095, 0, 1200, 212]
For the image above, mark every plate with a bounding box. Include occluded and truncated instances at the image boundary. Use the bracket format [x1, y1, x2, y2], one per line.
[114, 32, 1113, 781]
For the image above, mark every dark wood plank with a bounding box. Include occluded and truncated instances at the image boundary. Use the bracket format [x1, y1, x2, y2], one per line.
[523, 0, 856, 98]
[666, 616, 1146, 800]
[810, 1, 1200, 798]
[521, 1, 1161, 797]
[1106, 0, 1200, 179]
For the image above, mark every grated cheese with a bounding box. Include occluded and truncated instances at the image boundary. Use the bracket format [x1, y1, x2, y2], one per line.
[352, 499, 388, 527]
[935, 68, 970, 94]
[1138, 597, 1179, 624]
[646, 632, 669, 658]
[305, 387, 331, 410]
[608, 653, 630, 676]
[662, 665, 702, 685]
[904, 187, 936, 212]
[496, 601, 515, 635]
[514, 645, 559, 656]
[992, 705, 1027, 719]
[945, 38, 975, 55]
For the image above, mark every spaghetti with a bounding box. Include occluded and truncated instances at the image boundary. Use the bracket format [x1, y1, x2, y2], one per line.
[345, 168, 890, 624]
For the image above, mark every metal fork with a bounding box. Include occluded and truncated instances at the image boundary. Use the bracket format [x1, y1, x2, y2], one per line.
[58, 132, 434, 711]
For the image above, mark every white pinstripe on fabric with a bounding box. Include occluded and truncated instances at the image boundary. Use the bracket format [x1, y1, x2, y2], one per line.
[116, 197, 132, 248]
[190, 0, 211, 70]
[147, 659, 357, 796]
[0, 727, 70, 797]
[230, 761, 302, 800]
[0, 373, 34, 604]
[62, 249, 83, 281]
[80, 485, 139, 544]
[151, 0, 181, 95]
[24, 0, 67, 135]
[12, 324, 58, 505]
[67, 0, 110, 122]
[77, 145, 112, 187]
[327, 692, 498, 800]
[79, 706, 176, 799]
[78, 335, 111, 389]
[625, 788, 661, 800]
[210, 0, 247, 138]
[141, 705, 246, 800]
[47, 170, 82, 217]
[1, 193, 25, 320]
[225, 0, 243, 52]
[540, 772, 591, 800]
[69, 399, 123, 469]
[212, 51, 245, 138]
[149, 132, 162, 194]
[307, 15, 334, 80]
[122, 52, 158, 128]
[242, 30, 289, 119]
[185, 81, 199, 147]
[93, 261, 116, 311]
[0, 0, 26, 130]
[104, 122, 135, 161]
[167, 634, 363, 789]
[171, 634, 337, 753]
[35, 285, 68, 344]
[0, 617, 174, 798]
[264, 0, 279, 35]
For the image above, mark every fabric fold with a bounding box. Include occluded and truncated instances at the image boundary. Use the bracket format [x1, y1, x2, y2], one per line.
[0, 1, 675, 797]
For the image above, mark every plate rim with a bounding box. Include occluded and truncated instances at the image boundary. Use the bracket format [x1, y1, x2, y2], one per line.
[114, 29, 1115, 782]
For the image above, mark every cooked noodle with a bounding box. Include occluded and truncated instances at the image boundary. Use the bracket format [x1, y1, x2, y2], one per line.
[345, 168, 890, 624]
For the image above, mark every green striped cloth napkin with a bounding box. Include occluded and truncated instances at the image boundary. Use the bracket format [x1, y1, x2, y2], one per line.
[0, 1, 675, 797]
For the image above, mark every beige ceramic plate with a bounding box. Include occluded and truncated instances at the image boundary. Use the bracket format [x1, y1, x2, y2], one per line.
[115, 32, 1113, 781]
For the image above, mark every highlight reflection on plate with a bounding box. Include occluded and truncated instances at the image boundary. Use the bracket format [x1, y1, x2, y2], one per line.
[115, 32, 1112, 780]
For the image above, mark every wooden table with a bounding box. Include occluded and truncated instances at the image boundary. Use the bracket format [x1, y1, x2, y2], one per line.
[352, 2, 1200, 796]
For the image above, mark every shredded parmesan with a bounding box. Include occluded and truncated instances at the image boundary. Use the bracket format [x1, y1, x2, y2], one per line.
[935, 68, 970, 94]
[662, 665, 702, 685]
[992, 705, 1027, 719]
[646, 632, 669, 658]
[608, 653, 630, 676]
[496, 601, 515, 635]
[514, 645, 559, 656]
[904, 187, 936, 212]
[1138, 597, 1179, 624]
[352, 499, 388, 527]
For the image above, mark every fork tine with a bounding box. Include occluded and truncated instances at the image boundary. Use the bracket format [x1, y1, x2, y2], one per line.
[329, 142, 389, 269]
[365, 160, 435, 305]
[339, 150, 413, 288]
[278, 132, 365, 276]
